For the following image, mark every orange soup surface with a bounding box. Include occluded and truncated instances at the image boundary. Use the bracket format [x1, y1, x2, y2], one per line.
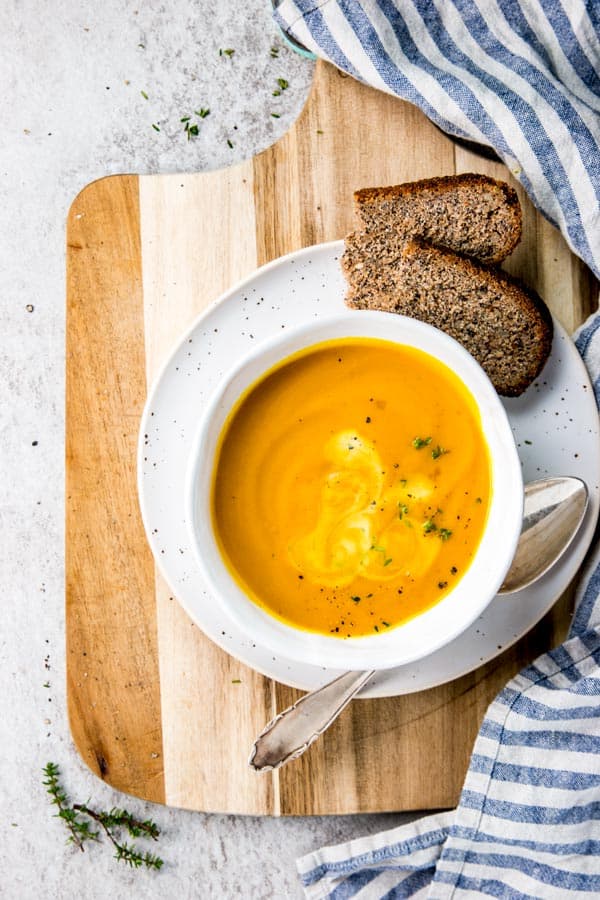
[212, 338, 491, 638]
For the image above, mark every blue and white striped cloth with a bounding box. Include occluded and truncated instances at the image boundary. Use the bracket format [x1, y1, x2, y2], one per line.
[294, 315, 600, 899]
[274, 0, 600, 281]
[273, 3, 600, 894]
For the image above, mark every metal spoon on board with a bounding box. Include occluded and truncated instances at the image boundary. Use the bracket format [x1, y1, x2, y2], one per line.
[249, 476, 589, 772]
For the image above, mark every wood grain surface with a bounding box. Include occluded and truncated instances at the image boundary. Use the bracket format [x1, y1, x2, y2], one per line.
[66, 61, 598, 814]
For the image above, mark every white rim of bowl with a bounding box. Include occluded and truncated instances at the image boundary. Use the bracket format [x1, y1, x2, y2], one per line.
[185, 311, 523, 671]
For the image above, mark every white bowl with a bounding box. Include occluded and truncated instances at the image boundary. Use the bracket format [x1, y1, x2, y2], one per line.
[185, 311, 523, 671]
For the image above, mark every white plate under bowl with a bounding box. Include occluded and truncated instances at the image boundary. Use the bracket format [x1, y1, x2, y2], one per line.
[138, 240, 600, 698]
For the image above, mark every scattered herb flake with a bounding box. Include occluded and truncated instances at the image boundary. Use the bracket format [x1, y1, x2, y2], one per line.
[151, 123, 160, 132]
[270, 46, 280, 57]
[382, 621, 391, 628]
[439, 528, 453, 541]
[383, 558, 393, 567]
[271, 112, 281, 118]
[374, 625, 379, 632]
[412, 436, 432, 449]
[140, 90, 148, 100]
[398, 503, 409, 519]
[180, 115, 191, 122]
[524, 439, 532, 445]
[195, 107, 210, 118]
[451, 566, 458, 574]
[423, 519, 437, 534]
[221, 47, 235, 58]
[438, 581, 448, 589]
[277, 77, 289, 90]
[316, 128, 324, 134]
[431, 445, 449, 460]
[231, 678, 241, 684]
[351, 595, 361, 603]
[227, 139, 234, 148]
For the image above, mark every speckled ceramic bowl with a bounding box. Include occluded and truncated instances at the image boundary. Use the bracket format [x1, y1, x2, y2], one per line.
[185, 311, 523, 671]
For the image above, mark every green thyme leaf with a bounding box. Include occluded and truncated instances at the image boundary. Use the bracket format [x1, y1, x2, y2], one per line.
[412, 436, 432, 449]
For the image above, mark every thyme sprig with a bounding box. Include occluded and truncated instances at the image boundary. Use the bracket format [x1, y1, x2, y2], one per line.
[43, 763, 164, 870]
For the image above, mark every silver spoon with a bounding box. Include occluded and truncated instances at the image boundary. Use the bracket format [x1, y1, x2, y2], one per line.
[249, 476, 588, 772]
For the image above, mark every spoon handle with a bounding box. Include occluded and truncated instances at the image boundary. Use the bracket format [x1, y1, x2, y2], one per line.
[249, 669, 375, 771]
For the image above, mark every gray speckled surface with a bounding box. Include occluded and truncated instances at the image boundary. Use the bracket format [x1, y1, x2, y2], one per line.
[1, 2, 417, 897]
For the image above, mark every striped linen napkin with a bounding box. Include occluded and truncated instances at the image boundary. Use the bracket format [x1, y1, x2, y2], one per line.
[273, 3, 600, 895]
[295, 310, 600, 899]
[273, 0, 600, 280]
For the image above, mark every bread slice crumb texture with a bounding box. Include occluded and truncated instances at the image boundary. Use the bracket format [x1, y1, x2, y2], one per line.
[348, 238, 552, 397]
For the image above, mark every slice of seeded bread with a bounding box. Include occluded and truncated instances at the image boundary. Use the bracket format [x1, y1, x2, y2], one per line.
[345, 174, 522, 268]
[348, 238, 553, 397]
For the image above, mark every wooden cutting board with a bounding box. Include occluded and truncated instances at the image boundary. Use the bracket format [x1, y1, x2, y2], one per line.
[66, 61, 597, 815]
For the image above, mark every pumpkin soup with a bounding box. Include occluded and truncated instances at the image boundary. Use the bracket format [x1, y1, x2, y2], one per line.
[212, 338, 491, 638]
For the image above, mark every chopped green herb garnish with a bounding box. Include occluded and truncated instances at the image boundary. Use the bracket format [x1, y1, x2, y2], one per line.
[412, 436, 432, 449]
[524, 439, 532, 445]
[383, 558, 393, 567]
[382, 621, 391, 628]
[231, 678, 241, 684]
[227, 139, 234, 148]
[431, 445, 449, 459]
[374, 625, 379, 632]
[271, 112, 281, 118]
[187, 123, 199, 139]
[398, 503, 409, 519]
[270, 46, 280, 57]
[180, 115, 191, 122]
[316, 129, 324, 134]
[351, 595, 361, 603]
[220, 47, 235, 57]
[423, 519, 437, 534]
[151, 123, 160, 132]
[439, 528, 453, 541]
[195, 107, 210, 118]
[438, 580, 448, 589]
[277, 77, 289, 90]
[140, 90, 148, 100]
[272, 90, 281, 96]
[371, 544, 385, 553]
